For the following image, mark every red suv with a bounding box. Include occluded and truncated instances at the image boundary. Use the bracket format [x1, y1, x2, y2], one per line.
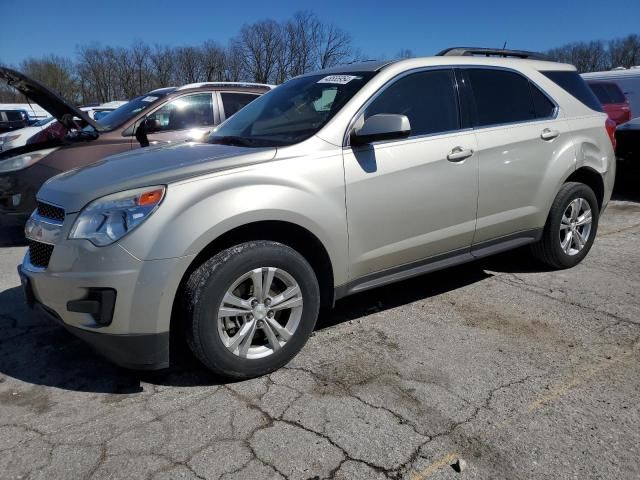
[587, 80, 632, 125]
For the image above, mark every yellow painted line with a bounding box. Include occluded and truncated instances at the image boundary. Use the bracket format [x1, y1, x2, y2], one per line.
[409, 452, 458, 480]
[528, 343, 638, 412]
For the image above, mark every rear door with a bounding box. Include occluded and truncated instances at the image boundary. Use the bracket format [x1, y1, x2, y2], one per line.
[144, 92, 217, 145]
[344, 68, 479, 279]
[462, 67, 570, 244]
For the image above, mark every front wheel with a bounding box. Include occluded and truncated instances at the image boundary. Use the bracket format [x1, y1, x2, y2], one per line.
[530, 182, 600, 269]
[183, 241, 320, 379]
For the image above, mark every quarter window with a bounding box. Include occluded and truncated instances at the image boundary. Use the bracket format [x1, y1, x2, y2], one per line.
[221, 92, 260, 118]
[147, 93, 214, 132]
[364, 70, 459, 137]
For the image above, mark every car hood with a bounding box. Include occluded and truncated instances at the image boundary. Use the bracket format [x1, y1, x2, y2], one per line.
[0, 67, 99, 131]
[38, 142, 277, 212]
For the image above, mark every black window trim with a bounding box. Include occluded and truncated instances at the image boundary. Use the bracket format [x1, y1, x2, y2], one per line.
[343, 66, 469, 147]
[218, 91, 262, 122]
[459, 65, 559, 131]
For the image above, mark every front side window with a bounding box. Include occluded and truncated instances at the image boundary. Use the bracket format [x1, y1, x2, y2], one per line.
[466, 69, 536, 126]
[364, 69, 459, 137]
[209, 72, 375, 147]
[221, 92, 260, 118]
[147, 93, 214, 132]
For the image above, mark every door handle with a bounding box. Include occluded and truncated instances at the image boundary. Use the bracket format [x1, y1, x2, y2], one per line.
[540, 128, 560, 141]
[447, 147, 474, 162]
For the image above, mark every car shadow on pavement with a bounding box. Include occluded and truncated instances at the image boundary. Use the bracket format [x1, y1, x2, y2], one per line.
[0, 263, 495, 395]
[612, 171, 640, 203]
[0, 218, 27, 247]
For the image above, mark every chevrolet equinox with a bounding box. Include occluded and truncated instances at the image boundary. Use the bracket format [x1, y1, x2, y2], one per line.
[19, 48, 616, 379]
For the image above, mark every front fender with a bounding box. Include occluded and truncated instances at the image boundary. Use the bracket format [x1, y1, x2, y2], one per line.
[118, 155, 349, 286]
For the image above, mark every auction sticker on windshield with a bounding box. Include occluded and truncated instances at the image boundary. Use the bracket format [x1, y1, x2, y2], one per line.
[141, 96, 159, 102]
[317, 75, 361, 84]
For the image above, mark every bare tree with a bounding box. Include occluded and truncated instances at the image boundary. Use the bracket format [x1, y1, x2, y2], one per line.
[546, 40, 608, 73]
[201, 41, 226, 82]
[608, 34, 640, 68]
[150, 44, 175, 88]
[234, 20, 284, 83]
[315, 23, 353, 69]
[19, 54, 79, 102]
[396, 49, 414, 59]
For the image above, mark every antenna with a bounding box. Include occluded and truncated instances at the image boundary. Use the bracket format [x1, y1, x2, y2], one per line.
[503, 41, 507, 49]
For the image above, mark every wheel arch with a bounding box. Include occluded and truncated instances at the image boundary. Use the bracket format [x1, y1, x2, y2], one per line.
[563, 166, 605, 210]
[170, 220, 336, 347]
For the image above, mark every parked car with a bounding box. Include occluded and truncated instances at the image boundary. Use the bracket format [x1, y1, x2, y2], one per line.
[0, 66, 271, 217]
[0, 116, 55, 152]
[14, 104, 129, 152]
[582, 67, 640, 121]
[615, 116, 640, 170]
[0, 109, 31, 133]
[586, 80, 632, 125]
[18, 48, 615, 379]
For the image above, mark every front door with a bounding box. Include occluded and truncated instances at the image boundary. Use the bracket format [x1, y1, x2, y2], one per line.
[344, 69, 479, 280]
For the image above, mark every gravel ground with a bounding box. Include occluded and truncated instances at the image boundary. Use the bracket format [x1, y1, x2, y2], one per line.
[0, 185, 638, 479]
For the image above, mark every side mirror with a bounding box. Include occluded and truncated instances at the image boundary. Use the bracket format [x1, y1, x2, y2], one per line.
[143, 117, 161, 133]
[351, 114, 411, 146]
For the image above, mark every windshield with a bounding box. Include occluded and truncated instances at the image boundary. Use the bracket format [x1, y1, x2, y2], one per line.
[95, 92, 172, 131]
[208, 72, 376, 147]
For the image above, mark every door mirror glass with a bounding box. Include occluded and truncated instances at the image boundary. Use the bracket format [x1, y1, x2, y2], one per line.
[143, 117, 161, 132]
[351, 114, 411, 145]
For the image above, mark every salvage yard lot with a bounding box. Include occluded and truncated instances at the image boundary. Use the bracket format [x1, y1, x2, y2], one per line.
[0, 187, 638, 479]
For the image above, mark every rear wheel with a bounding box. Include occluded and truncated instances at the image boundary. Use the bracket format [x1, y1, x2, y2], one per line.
[530, 182, 599, 269]
[183, 241, 320, 379]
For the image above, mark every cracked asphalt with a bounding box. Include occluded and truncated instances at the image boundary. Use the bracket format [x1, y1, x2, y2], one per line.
[0, 184, 638, 479]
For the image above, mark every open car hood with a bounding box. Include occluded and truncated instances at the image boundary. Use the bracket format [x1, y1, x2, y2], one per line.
[0, 67, 99, 131]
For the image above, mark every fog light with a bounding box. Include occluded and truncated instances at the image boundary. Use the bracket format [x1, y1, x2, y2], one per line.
[11, 193, 21, 206]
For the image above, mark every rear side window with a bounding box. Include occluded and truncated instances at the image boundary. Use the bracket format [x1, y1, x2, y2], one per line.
[530, 84, 556, 118]
[589, 83, 611, 103]
[604, 84, 625, 103]
[543, 71, 603, 112]
[466, 69, 537, 126]
[364, 69, 459, 137]
[221, 92, 260, 118]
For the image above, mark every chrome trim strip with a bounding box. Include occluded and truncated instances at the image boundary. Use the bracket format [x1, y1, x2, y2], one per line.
[24, 213, 63, 245]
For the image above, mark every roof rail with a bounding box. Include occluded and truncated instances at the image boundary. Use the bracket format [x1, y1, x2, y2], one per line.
[176, 82, 275, 91]
[437, 47, 548, 61]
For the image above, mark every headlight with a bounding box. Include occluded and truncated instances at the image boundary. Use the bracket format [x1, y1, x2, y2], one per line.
[0, 147, 58, 173]
[69, 185, 166, 246]
[0, 134, 20, 145]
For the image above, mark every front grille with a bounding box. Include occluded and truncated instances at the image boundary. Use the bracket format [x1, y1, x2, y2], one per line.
[28, 240, 54, 268]
[37, 201, 65, 222]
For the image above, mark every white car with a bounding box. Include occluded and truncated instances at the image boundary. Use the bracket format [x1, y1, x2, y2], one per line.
[0, 116, 55, 152]
[0, 102, 127, 152]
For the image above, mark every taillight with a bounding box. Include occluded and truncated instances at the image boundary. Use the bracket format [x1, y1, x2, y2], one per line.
[605, 118, 616, 150]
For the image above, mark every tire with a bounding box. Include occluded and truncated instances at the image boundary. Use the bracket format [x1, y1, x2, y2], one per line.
[530, 182, 599, 269]
[182, 241, 320, 379]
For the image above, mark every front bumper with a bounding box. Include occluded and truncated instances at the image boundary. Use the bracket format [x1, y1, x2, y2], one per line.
[18, 236, 194, 370]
